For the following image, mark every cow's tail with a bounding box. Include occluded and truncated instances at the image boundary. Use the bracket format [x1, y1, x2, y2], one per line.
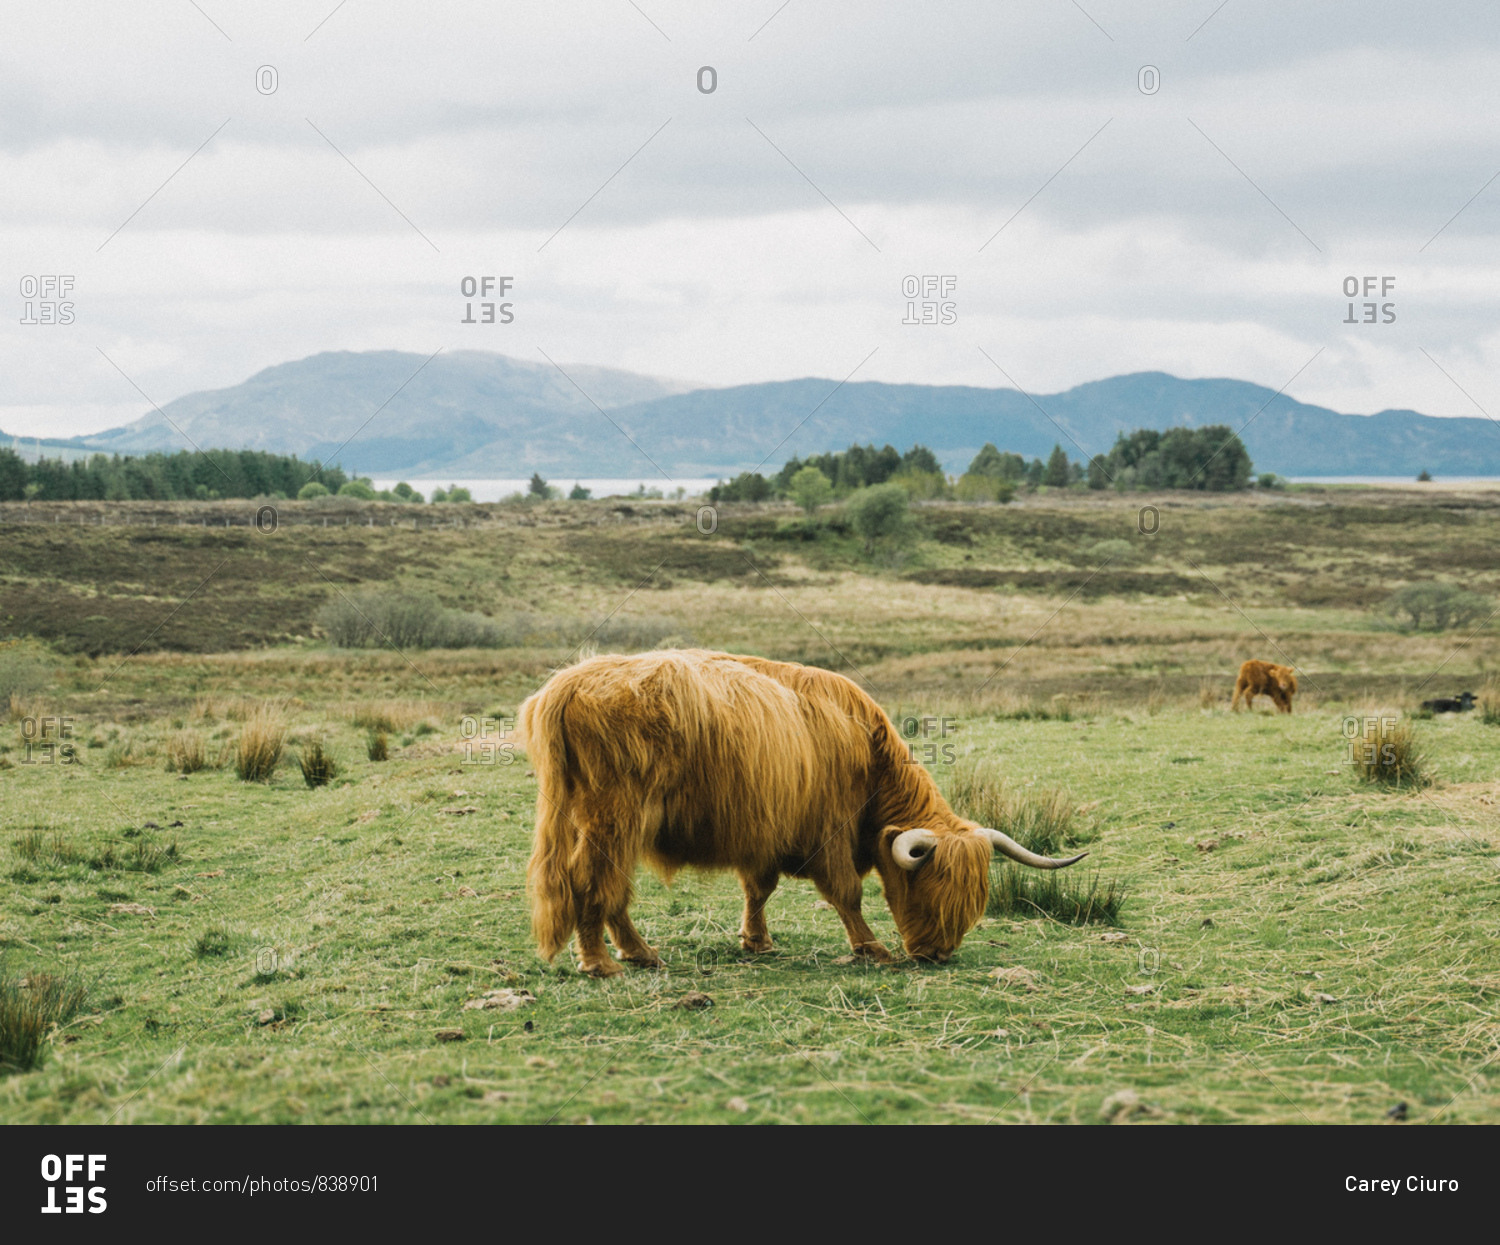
[518, 686, 577, 961]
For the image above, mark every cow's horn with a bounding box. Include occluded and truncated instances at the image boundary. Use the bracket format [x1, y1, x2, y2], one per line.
[978, 827, 1088, 870]
[892, 828, 940, 870]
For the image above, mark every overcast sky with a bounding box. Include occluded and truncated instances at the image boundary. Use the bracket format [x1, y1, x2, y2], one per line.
[6, 0, 1500, 439]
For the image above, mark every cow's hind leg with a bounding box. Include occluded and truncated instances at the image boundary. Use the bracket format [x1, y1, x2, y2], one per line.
[738, 867, 780, 953]
[571, 826, 635, 978]
[606, 903, 661, 969]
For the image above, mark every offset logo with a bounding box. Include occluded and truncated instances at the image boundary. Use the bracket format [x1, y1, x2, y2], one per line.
[40, 1154, 106, 1214]
[460, 276, 514, 325]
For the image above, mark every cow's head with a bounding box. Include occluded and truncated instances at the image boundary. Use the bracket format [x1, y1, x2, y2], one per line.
[877, 825, 1089, 962]
[1275, 667, 1298, 695]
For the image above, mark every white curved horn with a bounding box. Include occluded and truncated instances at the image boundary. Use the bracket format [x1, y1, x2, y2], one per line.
[978, 827, 1088, 870]
[892, 828, 941, 870]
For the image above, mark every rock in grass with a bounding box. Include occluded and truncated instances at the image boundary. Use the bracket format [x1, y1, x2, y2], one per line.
[988, 966, 1041, 991]
[462, 989, 535, 1012]
[673, 991, 714, 1010]
[1100, 1089, 1165, 1124]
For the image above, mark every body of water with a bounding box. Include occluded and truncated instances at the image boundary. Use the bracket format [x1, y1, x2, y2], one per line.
[367, 476, 724, 502]
[1285, 476, 1500, 485]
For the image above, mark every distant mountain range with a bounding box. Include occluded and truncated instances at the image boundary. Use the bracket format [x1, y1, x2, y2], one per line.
[12, 349, 1500, 478]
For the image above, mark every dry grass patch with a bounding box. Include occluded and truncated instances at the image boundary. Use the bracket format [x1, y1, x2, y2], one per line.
[1350, 717, 1430, 789]
[164, 730, 209, 773]
[347, 699, 448, 735]
[235, 708, 286, 783]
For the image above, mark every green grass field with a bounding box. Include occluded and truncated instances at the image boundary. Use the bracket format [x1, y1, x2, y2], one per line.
[2, 487, 1499, 1123]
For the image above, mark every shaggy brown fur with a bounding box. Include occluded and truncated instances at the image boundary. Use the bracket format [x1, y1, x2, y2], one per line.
[1231, 659, 1298, 713]
[519, 649, 1011, 975]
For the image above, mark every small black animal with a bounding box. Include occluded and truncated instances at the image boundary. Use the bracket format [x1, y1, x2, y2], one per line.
[1421, 691, 1475, 714]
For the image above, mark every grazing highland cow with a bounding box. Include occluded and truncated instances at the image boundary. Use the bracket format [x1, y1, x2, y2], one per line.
[518, 649, 1085, 976]
[1231, 659, 1298, 714]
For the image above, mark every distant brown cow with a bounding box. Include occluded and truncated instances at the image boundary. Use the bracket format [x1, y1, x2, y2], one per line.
[1231, 660, 1297, 713]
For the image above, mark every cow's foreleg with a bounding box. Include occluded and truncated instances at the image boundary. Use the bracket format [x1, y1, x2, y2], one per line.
[813, 869, 892, 963]
[738, 867, 780, 953]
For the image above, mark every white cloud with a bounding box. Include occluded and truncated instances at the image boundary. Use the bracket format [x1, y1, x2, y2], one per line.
[4, 0, 1500, 438]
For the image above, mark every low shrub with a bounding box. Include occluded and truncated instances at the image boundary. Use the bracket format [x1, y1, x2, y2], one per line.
[1383, 583, 1490, 632]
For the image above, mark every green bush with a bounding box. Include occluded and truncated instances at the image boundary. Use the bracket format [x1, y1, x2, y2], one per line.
[891, 471, 948, 501]
[953, 473, 1015, 503]
[317, 589, 500, 649]
[317, 590, 691, 652]
[1084, 538, 1137, 566]
[1384, 583, 1490, 632]
[844, 483, 911, 552]
[297, 481, 329, 500]
[338, 479, 378, 500]
[788, 466, 833, 514]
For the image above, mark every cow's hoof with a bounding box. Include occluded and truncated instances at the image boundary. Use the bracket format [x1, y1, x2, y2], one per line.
[621, 951, 663, 969]
[739, 935, 774, 953]
[853, 942, 893, 963]
[579, 958, 624, 978]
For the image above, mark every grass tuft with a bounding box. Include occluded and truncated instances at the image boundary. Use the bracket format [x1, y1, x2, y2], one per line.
[13, 830, 176, 873]
[297, 739, 338, 788]
[193, 925, 231, 958]
[987, 866, 1125, 925]
[164, 731, 209, 773]
[366, 730, 389, 762]
[0, 964, 87, 1073]
[1350, 717, 1430, 788]
[235, 709, 285, 783]
[1481, 679, 1500, 726]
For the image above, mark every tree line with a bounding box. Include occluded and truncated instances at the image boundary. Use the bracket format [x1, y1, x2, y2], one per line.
[0, 447, 348, 502]
[0, 447, 486, 504]
[708, 424, 1255, 505]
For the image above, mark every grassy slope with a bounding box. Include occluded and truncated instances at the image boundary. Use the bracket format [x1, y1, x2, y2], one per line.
[1, 488, 1498, 1123]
